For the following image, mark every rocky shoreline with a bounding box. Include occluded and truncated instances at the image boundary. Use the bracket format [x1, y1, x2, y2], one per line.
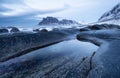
[0, 24, 120, 78]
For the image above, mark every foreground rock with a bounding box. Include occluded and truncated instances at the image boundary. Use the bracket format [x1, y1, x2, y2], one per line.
[0, 28, 8, 33]
[0, 39, 98, 78]
[33, 29, 48, 33]
[77, 29, 120, 78]
[10, 27, 20, 32]
[40, 29, 48, 32]
[0, 28, 79, 62]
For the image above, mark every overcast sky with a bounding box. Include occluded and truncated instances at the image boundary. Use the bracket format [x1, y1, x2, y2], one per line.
[0, 0, 119, 26]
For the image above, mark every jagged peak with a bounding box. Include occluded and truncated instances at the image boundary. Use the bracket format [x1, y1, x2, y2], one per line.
[38, 16, 80, 25]
[99, 3, 120, 22]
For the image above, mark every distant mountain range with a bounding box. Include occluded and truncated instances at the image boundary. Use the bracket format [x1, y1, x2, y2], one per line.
[98, 3, 120, 23]
[38, 17, 80, 25]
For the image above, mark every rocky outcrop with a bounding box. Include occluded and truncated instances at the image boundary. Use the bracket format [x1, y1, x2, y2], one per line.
[0, 28, 79, 62]
[59, 19, 77, 25]
[33, 29, 40, 32]
[40, 29, 48, 32]
[99, 3, 120, 22]
[38, 17, 79, 25]
[77, 29, 120, 78]
[80, 24, 120, 32]
[10, 27, 20, 32]
[39, 17, 59, 25]
[52, 28, 59, 31]
[0, 28, 8, 33]
[0, 39, 97, 78]
[33, 29, 48, 33]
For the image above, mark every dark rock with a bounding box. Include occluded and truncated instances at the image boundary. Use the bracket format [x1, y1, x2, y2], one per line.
[0, 28, 8, 33]
[59, 19, 75, 25]
[33, 29, 48, 33]
[10, 27, 20, 32]
[52, 28, 59, 31]
[0, 29, 78, 62]
[80, 28, 90, 32]
[77, 29, 120, 78]
[40, 29, 48, 32]
[88, 25, 101, 30]
[38, 16, 79, 25]
[39, 17, 59, 25]
[33, 29, 40, 32]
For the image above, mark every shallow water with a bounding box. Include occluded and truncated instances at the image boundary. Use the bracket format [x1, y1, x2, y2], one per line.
[0, 39, 98, 65]
[27, 39, 98, 58]
[0, 39, 99, 77]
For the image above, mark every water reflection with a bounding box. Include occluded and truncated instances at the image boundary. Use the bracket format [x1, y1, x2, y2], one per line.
[18, 39, 99, 61]
[0, 39, 98, 65]
[0, 39, 99, 74]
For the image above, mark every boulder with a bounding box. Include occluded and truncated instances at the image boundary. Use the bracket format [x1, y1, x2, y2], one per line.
[52, 28, 59, 31]
[0, 28, 8, 33]
[80, 28, 90, 32]
[33, 29, 40, 32]
[10, 27, 20, 32]
[40, 29, 48, 32]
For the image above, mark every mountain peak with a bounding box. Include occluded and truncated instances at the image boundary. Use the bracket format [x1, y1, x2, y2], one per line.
[38, 17, 80, 25]
[99, 3, 120, 22]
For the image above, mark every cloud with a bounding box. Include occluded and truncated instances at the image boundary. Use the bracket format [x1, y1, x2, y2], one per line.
[0, 0, 119, 26]
[0, 0, 98, 18]
[0, 0, 70, 17]
[0, 0, 71, 26]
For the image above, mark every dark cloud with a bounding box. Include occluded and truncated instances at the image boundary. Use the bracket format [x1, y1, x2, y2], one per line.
[0, 15, 39, 26]
[0, 0, 25, 15]
[0, 0, 70, 26]
[0, 0, 23, 4]
[0, 5, 68, 26]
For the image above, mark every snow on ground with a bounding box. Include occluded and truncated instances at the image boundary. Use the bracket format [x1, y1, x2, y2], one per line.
[97, 20, 120, 25]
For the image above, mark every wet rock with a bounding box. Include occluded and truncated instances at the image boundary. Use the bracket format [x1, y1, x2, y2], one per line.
[52, 28, 59, 31]
[33, 29, 48, 33]
[0, 28, 8, 33]
[0, 29, 78, 61]
[10, 27, 20, 32]
[33, 29, 40, 32]
[88, 25, 102, 30]
[40, 29, 48, 32]
[80, 28, 90, 32]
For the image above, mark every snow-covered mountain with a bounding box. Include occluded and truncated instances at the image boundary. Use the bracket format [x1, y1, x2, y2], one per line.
[98, 3, 120, 24]
[38, 17, 80, 26]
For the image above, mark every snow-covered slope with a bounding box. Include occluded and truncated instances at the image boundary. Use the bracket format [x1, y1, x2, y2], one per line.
[98, 3, 120, 25]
